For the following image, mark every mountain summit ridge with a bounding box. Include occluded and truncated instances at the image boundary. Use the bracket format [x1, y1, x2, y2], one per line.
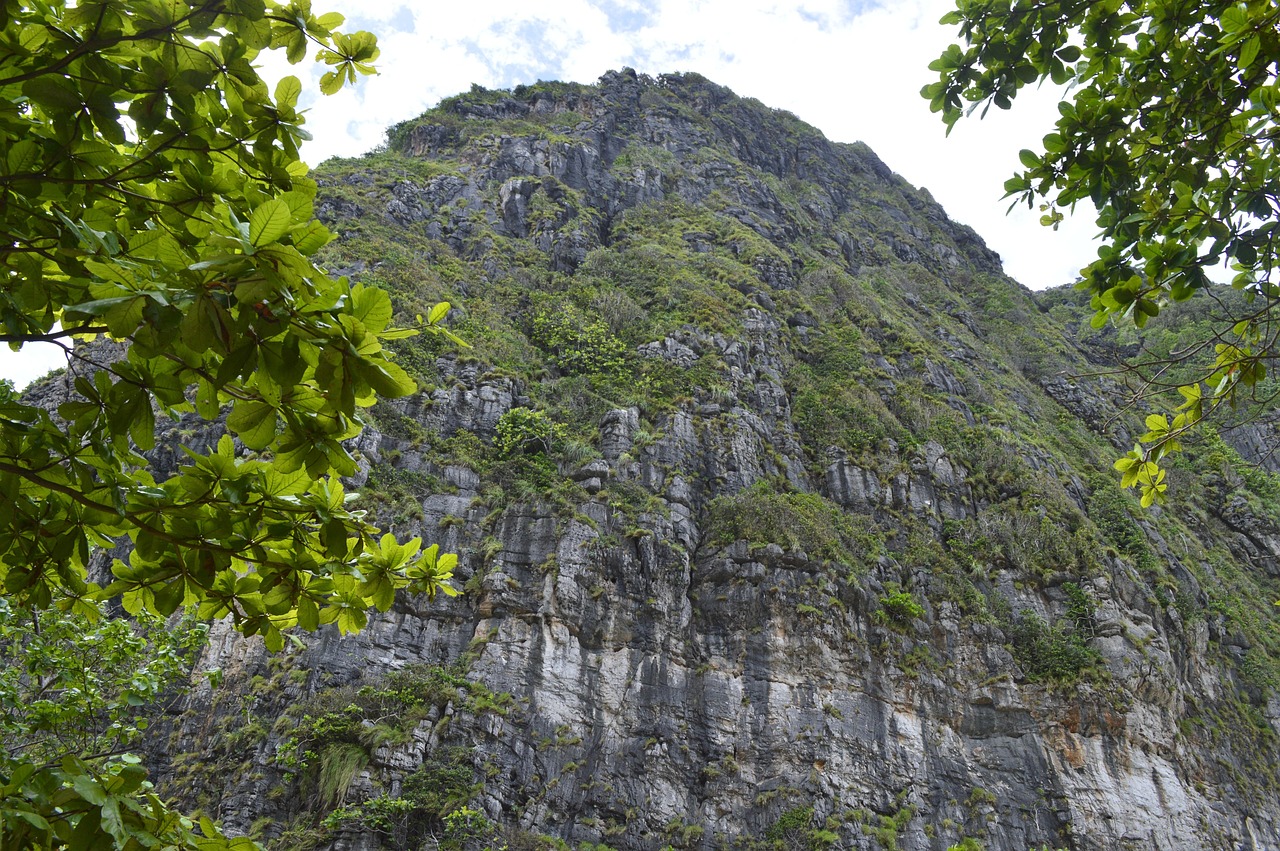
[370, 69, 1004, 281]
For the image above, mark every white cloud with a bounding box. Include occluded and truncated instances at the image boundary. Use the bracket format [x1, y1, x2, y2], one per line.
[0, 342, 64, 390]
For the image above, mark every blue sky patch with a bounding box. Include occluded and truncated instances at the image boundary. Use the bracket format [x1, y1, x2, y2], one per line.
[387, 5, 415, 34]
[595, 0, 650, 33]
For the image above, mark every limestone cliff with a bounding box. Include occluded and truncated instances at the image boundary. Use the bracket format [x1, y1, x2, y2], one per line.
[145, 71, 1280, 851]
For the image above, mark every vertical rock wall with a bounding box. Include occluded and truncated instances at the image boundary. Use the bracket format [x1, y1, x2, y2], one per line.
[150, 71, 1280, 851]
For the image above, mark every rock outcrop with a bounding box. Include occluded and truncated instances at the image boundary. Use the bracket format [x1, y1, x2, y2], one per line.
[147, 71, 1280, 851]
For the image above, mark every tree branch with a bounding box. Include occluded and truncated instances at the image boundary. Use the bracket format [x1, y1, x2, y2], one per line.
[0, 326, 107, 344]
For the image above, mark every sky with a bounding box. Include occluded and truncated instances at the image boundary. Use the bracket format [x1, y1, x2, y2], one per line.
[2, 0, 1101, 388]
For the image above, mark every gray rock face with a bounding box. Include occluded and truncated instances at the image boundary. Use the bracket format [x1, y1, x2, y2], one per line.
[1225, 420, 1280, 474]
[148, 71, 1280, 851]
[823, 441, 971, 522]
[1215, 495, 1280, 577]
[1038, 374, 1125, 440]
[160, 354, 1280, 850]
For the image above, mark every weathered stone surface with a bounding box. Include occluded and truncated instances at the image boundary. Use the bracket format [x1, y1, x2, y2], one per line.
[138, 70, 1280, 851]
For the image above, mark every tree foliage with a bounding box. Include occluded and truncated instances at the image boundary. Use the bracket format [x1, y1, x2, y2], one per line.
[0, 0, 462, 643]
[925, 0, 1280, 504]
[0, 601, 217, 849]
[493, 407, 565, 458]
[0, 600, 206, 764]
[529, 303, 628, 377]
[0, 0, 464, 847]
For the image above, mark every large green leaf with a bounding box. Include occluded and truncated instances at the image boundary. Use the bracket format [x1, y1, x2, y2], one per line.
[248, 199, 292, 247]
[226, 399, 278, 449]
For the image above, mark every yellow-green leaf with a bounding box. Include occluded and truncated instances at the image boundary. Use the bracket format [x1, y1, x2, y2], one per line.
[275, 75, 302, 109]
[426, 302, 450, 325]
[319, 70, 343, 95]
[291, 220, 332, 254]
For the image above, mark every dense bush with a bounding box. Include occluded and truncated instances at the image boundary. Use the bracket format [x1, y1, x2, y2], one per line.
[319, 747, 479, 846]
[874, 586, 926, 629]
[271, 666, 509, 850]
[494, 408, 566, 458]
[1087, 476, 1159, 573]
[530, 305, 628, 376]
[276, 665, 505, 798]
[705, 481, 877, 567]
[1006, 612, 1100, 684]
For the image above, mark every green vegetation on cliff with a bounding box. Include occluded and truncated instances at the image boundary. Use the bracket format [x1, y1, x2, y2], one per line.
[93, 69, 1280, 850]
[929, 0, 1280, 506]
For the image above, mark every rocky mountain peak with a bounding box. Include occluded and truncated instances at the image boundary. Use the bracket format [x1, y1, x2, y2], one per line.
[148, 73, 1280, 851]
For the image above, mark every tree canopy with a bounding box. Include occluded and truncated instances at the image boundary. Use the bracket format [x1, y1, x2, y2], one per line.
[0, 0, 464, 847]
[925, 0, 1280, 505]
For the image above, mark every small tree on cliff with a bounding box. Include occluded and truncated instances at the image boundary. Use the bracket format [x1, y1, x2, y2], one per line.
[0, 0, 462, 846]
[924, 0, 1280, 506]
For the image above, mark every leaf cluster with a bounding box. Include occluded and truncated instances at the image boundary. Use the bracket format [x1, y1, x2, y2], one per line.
[873, 586, 926, 630]
[926, 0, 1280, 500]
[0, 0, 470, 640]
[529, 304, 629, 377]
[0, 601, 234, 850]
[0, 2, 469, 849]
[0, 599, 206, 764]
